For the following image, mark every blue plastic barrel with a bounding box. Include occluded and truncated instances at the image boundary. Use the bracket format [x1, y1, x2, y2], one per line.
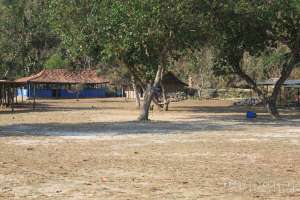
[246, 111, 257, 119]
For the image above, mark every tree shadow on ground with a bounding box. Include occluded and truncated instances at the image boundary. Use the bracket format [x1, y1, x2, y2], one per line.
[0, 120, 248, 137]
[1, 117, 300, 137]
[0, 102, 123, 115]
[171, 105, 267, 113]
[170, 104, 300, 122]
[173, 104, 300, 125]
[1, 100, 300, 137]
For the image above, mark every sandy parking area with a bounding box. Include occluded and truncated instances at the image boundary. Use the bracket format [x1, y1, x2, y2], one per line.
[1, 98, 300, 199]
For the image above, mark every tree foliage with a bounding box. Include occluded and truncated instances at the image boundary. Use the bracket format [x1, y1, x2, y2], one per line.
[1, 0, 300, 119]
[47, 0, 208, 120]
[0, 0, 60, 78]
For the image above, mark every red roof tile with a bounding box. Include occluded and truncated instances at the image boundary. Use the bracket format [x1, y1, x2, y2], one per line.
[15, 70, 45, 83]
[15, 69, 109, 84]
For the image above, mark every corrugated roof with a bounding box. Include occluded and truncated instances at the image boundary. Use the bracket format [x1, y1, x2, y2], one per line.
[15, 69, 109, 84]
[257, 79, 300, 86]
[284, 85, 300, 88]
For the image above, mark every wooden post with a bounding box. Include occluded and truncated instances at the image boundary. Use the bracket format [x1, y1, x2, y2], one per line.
[298, 88, 300, 105]
[2, 84, 4, 106]
[33, 84, 36, 110]
[28, 83, 31, 98]
[7, 85, 11, 108]
[0, 83, 2, 107]
[21, 87, 24, 103]
[122, 85, 125, 100]
[11, 87, 14, 112]
[3, 84, 5, 106]
[285, 87, 288, 106]
[5, 84, 8, 105]
[15, 87, 18, 104]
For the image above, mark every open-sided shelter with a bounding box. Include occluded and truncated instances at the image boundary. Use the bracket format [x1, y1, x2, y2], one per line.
[0, 80, 23, 111]
[257, 79, 300, 106]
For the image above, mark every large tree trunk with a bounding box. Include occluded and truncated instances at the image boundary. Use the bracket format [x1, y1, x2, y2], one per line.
[138, 65, 163, 121]
[266, 52, 299, 119]
[131, 76, 141, 109]
[266, 98, 279, 119]
[160, 81, 169, 111]
[137, 45, 169, 121]
[138, 84, 153, 121]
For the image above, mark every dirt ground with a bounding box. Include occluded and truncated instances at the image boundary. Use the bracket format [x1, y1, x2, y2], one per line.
[1, 98, 300, 200]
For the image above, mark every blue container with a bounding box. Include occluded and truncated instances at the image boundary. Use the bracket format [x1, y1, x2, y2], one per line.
[246, 111, 257, 119]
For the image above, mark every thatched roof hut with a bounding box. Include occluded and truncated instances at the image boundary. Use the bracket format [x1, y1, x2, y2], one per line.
[161, 72, 188, 93]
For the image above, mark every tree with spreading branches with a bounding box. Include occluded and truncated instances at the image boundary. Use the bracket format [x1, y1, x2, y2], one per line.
[210, 0, 300, 119]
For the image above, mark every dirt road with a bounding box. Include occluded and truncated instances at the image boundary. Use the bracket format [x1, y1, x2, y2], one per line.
[1, 99, 300, 199]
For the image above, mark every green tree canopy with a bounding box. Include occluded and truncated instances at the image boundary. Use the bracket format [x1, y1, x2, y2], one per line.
[0, 0, 60, 78]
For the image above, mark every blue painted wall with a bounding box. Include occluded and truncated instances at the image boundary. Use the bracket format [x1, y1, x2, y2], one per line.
[35, 89, 53, 98]
[17, 86, 107, 98]
[78, 88, 106, 98]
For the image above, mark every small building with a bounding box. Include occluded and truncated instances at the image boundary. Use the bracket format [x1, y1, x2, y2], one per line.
[15, 69, 109, 99]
